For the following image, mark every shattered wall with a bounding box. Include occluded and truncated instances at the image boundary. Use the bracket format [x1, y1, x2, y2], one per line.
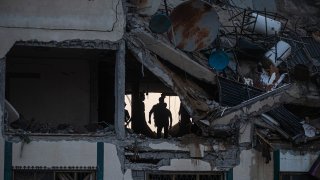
[124, 135, 239, 173]
[280, 150, 320, 172]
[0, 58, 5, 179]
[10, 142, 130, 179]
[1, 0, 319, 179]
[12, 141, 97, 167]
[0, 0, 125, 171]
[5, 137, 238, 179]
[234, 149, 274, 180]
[104, 143, 130, 180]
[0, 0, 125, 58]
[0, 0, 120, 31]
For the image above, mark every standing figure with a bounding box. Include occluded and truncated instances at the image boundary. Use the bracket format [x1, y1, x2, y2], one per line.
[124, 103, 131, 127]
[149, 97, 172, 138]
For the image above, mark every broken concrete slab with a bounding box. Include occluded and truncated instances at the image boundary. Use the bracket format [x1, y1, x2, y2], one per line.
[131, 30, 217, 85]
[126, 34, 221, 120]
[210, 84, 296, 126]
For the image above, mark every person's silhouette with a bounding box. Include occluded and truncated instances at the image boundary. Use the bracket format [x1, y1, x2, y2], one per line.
[149, 97, 172, 138]
[124, 103, 131, 127]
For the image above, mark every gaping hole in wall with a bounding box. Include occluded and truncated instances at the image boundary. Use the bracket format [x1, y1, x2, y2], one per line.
[124, 52, 205, 139]
[5, 45, 116, 135]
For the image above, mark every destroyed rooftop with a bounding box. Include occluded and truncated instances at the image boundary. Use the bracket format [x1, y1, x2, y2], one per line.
[4, 0, 320, 152]
[125, 0, 320, 150]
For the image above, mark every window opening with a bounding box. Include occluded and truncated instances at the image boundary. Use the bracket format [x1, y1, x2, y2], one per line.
[5, 46, 116, 136]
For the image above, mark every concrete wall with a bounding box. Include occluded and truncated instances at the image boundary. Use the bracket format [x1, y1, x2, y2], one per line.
[11, 142, 133, 180]
[0, 137, 4, 179]
[159, 159, 212, 171]
[0, 58, 5, 179]
[0, 0, 125, 58]
[7, 58, 90, 127]
[148, 141, 211, 158]
[104, 143, 126, 180]
[280, 150, 320, 172]
[0, 0, 120, 31]
[147, 141, 232, 171]
[12, 141, 97, 167]
[233, 149, 274, 180]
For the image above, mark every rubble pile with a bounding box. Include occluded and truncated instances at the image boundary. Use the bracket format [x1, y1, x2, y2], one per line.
[7, 118, 115, 135]
[126, 0, 320, 148]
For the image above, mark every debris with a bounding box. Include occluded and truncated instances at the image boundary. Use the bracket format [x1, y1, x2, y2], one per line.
[5, 100, 20, 123]
[243, 77, 253, 86]
[208, 50, 230, 71]
[247, 13, 282, 35]
[309, 155, 320, 178]
[261, 114, 279, 127]
[149, 12, 171, 34]
[85, 123, 104, 132]
[293, 64, 310, 81]
[210, 124, 235, 137]
[259, 70, 270, 86]
[271, 73, 287, 90]
[131, 30, 217, 84]
[3, 0, 320, 166]
[261, 141, 271, 164]
[301, 121, 317, 138]
[168, 0, 220, 51]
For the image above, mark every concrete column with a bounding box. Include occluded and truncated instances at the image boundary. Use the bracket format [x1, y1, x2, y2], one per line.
[114, 41, 125, 138]
[0, 57, 5, 132]
[0, 57, 6, 179]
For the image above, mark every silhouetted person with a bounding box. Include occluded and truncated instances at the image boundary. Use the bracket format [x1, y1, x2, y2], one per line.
[124, 103, 131, 127]
[149, 97, 172, 138]
[178, 103, 191, 136]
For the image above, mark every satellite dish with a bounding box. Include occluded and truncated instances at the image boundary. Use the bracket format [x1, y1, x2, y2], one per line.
[208, 50, 229, 71]
[149, 14, 171, 34]
[131, 0, 161, 16]
[168, 0, 220, 52]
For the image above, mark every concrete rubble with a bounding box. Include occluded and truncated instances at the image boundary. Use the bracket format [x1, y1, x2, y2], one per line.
[2, 0, 320, 175]
[124, 0, 320, 169]
[126, 0, 320, 140]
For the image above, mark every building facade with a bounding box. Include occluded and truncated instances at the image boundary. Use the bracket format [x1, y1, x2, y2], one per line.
[0, 0, 319, 180]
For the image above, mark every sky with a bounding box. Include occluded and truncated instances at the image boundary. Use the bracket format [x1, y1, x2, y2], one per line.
[125, 93, 181, 132]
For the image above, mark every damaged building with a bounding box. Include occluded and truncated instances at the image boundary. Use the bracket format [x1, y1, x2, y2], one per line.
[0, 0, 320, 179]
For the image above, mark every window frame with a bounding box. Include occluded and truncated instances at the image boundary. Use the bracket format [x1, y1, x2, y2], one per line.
[146, 171, 225, 180]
